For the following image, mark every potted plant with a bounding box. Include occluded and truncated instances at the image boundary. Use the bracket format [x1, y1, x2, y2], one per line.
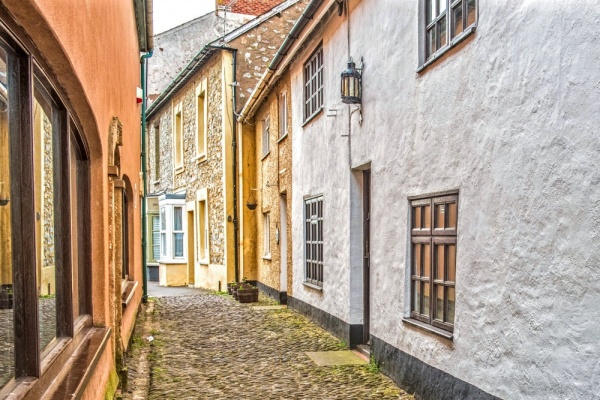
[227, 281, 237, 295]
[0, 285, 13, 310]
[237, 284, 259, 303]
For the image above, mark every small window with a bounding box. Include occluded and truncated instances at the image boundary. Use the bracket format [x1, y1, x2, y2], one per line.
[410, 193, 458, 333]
[303, 45, 324, 122]
[304, 196, 323, 286]
[196, 80, 207, 158]
[278, 91, 287, 139]
[173, 206, 184, 258]
[262, 115, 270, 157]
[263, 212, 271, 257]
[173, 103, 183, 169]
[421, 0, 477, 66]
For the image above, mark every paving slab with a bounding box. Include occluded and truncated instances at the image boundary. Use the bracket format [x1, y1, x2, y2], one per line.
[251, 305, 288, 310]
[306, 350, 368, 366]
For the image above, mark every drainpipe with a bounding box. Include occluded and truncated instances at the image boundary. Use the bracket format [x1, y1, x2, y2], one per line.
[207, 44, 239, 283]
[140, 49, 153, 302]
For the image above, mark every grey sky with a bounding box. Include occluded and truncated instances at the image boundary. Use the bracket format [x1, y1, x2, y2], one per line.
[153, 0, 216, 34]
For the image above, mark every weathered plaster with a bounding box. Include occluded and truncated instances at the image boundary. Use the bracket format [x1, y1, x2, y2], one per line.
[290, 0, 600, 398]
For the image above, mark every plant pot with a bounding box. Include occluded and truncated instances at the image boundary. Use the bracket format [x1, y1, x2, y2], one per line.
[237, 288, 259, 303]
[232, 286, 239, 300]
[0, 293, 13, 310]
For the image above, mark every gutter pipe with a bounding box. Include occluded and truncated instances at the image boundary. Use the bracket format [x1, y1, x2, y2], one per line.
[140, 49, 153, 303]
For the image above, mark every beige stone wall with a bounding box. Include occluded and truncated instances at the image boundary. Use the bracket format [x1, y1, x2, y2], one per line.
[252, 70, 293, 294]
[147, 56, 228, 281]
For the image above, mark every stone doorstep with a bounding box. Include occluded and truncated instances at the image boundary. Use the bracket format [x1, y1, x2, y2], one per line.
[250, 305, 288, 310]
[305, 350, 368, 367]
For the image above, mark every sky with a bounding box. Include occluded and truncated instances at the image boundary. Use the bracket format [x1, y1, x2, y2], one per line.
[153, 0, 216, 34]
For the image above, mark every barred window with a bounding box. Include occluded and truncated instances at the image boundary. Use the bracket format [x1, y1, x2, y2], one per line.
[303, 45, 323, 122]
[304, 196, 323, 287]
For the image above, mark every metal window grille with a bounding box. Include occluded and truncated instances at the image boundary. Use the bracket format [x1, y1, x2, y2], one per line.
[304, 196, 323, 286]
[303, 46, 324, 122]
[262, 115, 270, 156]
[173, 206, 184, 258]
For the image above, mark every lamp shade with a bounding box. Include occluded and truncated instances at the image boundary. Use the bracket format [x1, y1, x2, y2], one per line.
[341, 61, 361, 104]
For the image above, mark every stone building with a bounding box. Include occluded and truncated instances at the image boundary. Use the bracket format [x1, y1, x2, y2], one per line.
[0, 0, 150, 399]
[238, 67, 294, 304]
[145, 0, 308, 290]
[260, 0, 600, 399]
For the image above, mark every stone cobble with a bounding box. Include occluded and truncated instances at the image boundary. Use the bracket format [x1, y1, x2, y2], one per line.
[124, 293, 412, 400]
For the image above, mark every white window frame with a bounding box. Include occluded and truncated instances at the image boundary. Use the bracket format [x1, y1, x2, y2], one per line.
[262, 115, 270, 157]
[160, 207, 167, 257]
[158, 195, 186, 262]
[304, 195, 323, 287]
[173, 206, 184, 258]
[195, 79, 208, 161]
[263, 212, 271, 258]
[150, 214, 160, 262]
[278, 91, 287, 140]
[303, 45, 324, 123]
[173, 102, 184, 171]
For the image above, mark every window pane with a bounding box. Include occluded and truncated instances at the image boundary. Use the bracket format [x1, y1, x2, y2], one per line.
[423, 204, 431, 229]
[0, 45, 14, 386]
[467, 0, 476, 26]
[435, 285, 444, 320]
[428, 0, 436, 21]
[173, 233, 184, 257]
[161, 233, 166, 256]
[436, 244, 445, 280]
[413, 243, 421, 276]
[447, 286, 455, 323]
[34, 90, 57, 353]
[173, 207, 182, 231]
[423, 243, 431, 277]
[427, 27, 436, 57]
[435, 204, 445, 229]
[160, 208, 166, 230]
[438, 0, 446, 14]
[438, 15, 447, 48]
[423, 282, 430, 315]
[413, 206, 421, 229]
[413, 280, 420, 313]
[448, 244, 456, 282]
[447, 201, 457, 228]
[452, 3, 464, 37]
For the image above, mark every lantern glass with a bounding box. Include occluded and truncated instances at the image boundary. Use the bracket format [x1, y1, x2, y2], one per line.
[341, 61, 362, 104]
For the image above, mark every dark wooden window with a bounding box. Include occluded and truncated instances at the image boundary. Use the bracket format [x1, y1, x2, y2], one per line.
[410, 194, 457, 332]
[303, 45, 323, 122]
[424, 0, 477, 61]
[304, 196, 323, 287]
[0, 27, 91, 390]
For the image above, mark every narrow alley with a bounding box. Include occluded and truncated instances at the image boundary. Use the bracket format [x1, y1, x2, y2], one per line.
[123, 289, 412, 400]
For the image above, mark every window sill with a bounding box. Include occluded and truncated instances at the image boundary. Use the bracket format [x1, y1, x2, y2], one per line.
[195, 154, 207, 164]
[152, 180, 161, 185]
[402, 318, 453, 340]
[197, 259, 209, 266]
[302, 281, 323, 291]
[262, 254, 271, 261]
[121, 280, 138, 308]
[158, 259, 187, 265]
[302, 107, 323, 127]
[261, 151, 270, 161]
[417, 25, 477, 73]
[277, 132, 288, 143]
[174, 167, 185, 175]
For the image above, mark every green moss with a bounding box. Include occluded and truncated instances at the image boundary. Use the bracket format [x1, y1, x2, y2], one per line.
[103, 369, 119, 400]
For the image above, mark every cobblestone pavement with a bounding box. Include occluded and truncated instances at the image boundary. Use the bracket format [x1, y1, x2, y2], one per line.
[123, 292, 412, 400]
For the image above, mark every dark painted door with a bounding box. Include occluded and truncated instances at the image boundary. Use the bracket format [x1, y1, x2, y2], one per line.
[363, 169, 371, 344]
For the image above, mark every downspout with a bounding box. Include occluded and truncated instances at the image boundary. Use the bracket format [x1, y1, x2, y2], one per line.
[207, 45, 239, 283]
[141, 49, 153, 303]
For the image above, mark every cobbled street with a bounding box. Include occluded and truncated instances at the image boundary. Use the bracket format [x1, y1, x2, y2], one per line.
[123, 290, 412, 400]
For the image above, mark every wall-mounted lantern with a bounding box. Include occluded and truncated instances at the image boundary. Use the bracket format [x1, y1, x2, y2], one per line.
[341, 57, 363, 104]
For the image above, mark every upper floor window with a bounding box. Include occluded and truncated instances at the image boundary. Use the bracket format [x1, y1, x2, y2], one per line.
[421, 0, 477, 67]
[303, 45, 323, 123]
[262, 115, 270, 157]
[304, 196, 323, 287]
[173, 103, 183, 170]
[278, 91, 287, 139]
[195, 80, 207, 159]
[153, 122, 160, 181]
[409, 193, 458, 334]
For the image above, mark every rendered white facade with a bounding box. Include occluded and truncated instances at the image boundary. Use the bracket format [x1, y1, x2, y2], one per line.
[288, 1, 600, 399]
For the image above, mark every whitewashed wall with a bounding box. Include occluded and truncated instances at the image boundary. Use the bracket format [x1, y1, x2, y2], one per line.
[291, 0, 600, 398]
